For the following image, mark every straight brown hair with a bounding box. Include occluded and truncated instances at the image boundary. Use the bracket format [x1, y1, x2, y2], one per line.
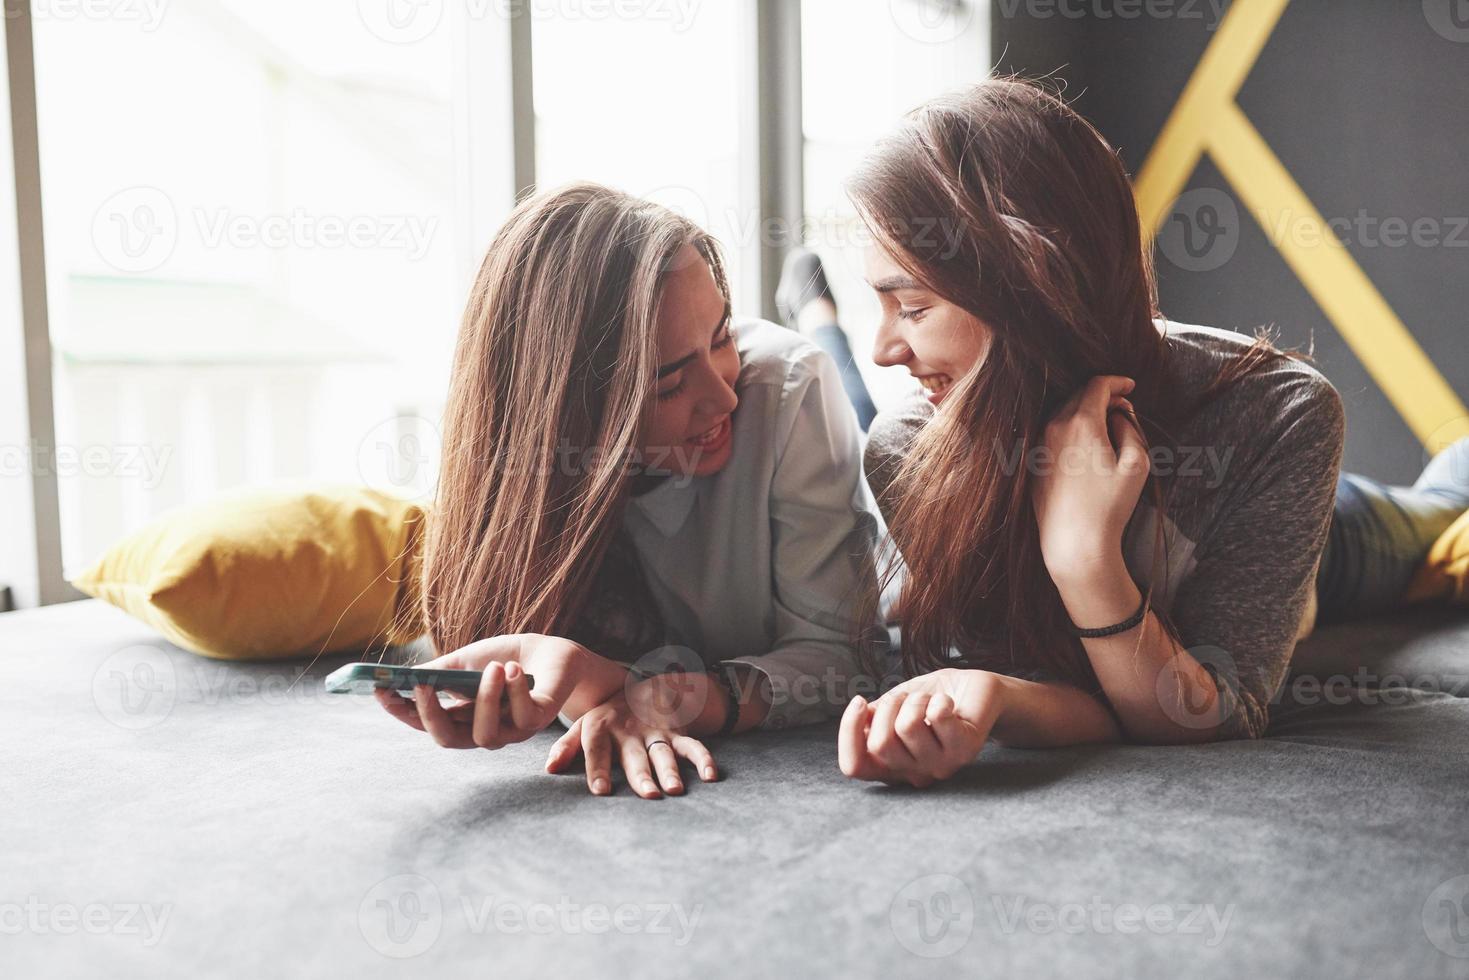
[851, 79, 1296, 692]
[420, 182, 730, 656]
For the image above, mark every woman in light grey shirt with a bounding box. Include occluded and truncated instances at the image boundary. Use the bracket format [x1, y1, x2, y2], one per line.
[375, 183, 885, 799]
[618, 315, 885, 731]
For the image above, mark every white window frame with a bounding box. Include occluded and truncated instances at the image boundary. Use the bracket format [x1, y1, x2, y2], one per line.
[3, 0, 801, 609]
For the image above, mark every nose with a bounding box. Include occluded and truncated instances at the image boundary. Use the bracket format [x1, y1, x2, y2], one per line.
[692, 361, 739, 418]
[871, 316, 912, 369]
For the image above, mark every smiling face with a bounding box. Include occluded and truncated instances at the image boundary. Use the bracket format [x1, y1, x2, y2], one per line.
[638, 243, 741, 479]
[864, 240, 992, 408]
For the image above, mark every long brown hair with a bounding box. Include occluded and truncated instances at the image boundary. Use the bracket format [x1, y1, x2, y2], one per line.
[421, 183, 730, 655]
[851, 79, 1294, 691]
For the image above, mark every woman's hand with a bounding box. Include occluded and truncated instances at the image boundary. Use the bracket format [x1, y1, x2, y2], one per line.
[374, 633, 624, 750]
[838, 669, 1000, 788]
[544, 675, 719, 799]
[1030, 374, 1149, 582]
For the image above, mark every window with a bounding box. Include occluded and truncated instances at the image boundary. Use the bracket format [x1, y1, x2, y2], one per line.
[31, 1, 463, 572]
[532, 3, 754, 308]
[801, 0, 990, 409]
[5, 0, 991, 606]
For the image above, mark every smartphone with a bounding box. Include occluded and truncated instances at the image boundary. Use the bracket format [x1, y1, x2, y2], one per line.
[323, 662, 534, 699]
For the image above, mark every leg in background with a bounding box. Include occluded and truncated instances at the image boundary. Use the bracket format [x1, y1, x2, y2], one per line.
[1315, 438, 1469, 624]
[774, 248, 878, 432]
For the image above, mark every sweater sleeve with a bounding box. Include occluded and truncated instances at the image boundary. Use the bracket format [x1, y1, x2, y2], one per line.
[1163, 370, 1346, 740]
[863, 395, 933, 530]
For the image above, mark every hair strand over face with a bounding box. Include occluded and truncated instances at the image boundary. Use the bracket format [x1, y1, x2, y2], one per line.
[851, 78, 1300, 694]
[421, 182, 730, 655]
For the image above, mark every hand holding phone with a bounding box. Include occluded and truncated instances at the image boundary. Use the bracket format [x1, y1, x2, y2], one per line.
[362, 634, 613, 751]
[325, 662, 535, 700]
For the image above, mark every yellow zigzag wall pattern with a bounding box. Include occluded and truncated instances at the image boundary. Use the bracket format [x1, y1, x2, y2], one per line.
[1134, 0, 1469, 452]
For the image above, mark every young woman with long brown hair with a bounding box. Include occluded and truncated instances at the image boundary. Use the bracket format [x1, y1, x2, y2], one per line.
[815, 79, 1469, 787]
[373, 183, 885, 798]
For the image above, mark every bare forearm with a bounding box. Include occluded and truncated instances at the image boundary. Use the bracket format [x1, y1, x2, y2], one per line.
[1051, 561, 1227, 743]
[983, 672, 1121, 747]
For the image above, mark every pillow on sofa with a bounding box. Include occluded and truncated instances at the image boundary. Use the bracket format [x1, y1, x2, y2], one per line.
[71, 484, 427, 660]
[1406, 508, 1469, 604]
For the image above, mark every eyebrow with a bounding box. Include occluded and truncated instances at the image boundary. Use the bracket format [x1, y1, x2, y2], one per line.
[656, 305, 732, 379]
[866, 274, 924, 293]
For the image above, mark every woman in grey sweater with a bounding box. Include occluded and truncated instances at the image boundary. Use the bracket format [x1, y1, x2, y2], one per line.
[772, 79, 1469, 787]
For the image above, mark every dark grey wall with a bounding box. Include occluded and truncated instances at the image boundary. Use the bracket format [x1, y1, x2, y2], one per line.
[991, 0, 1469, 483]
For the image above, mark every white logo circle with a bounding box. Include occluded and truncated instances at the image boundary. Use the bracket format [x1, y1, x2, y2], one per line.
[357, 0, 445, 44]
[92, 644, 177, 730]
[358, 874, 442, 957]
[1156, 645, 1235, 730]
[642, 184, 712, 233]
[1156, 187, 1240, 273]
[1424, 0, 1469, 42]
[92, 186, 178, 274]
[1421, 417, 1469, 476]
[889, 0, 974, 45]
[357, 415, 441, 503]
[890, 873, 975, 958]
[1423, 874, 1469, 958]
[624, 646, 710, 730]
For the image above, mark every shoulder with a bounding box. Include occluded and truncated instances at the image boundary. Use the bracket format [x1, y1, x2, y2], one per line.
[733, 316, 836, 392]
[1156, 320, 1344, 551]
[1163, 319, 1342, 418]
[734, 316, 844, 417]
[865, 394, 932, 468]
[729, 317, 862, 463]
[1161, 319, 1344, 451]
[863, 393, 933, 514]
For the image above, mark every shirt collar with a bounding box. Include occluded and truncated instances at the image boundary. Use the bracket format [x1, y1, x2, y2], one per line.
[627, 472, 701, 537]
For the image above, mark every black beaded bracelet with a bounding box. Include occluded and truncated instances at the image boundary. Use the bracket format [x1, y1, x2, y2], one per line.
[1067, 594, 1149, 638]
[708, 664, 742, 736]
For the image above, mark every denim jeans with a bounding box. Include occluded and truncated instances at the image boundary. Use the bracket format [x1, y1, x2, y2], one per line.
[1315, 467, 1466, 625]
[808, 324, 878, 433]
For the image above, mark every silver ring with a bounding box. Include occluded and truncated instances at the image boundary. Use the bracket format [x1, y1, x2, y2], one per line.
[644, 738, 672, 752]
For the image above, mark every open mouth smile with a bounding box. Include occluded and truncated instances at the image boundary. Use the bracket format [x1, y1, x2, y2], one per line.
[915, 374, 953, 403]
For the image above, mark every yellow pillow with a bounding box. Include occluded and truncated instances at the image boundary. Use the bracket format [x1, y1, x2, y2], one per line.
[1406, 508, 1469, 604]
[71, 484, 427, 660]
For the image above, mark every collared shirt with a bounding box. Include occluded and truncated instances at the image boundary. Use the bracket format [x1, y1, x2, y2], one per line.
[621, 318, 887, 729]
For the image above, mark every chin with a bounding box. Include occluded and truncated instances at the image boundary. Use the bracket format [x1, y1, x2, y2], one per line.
[687, 441, 733, 478]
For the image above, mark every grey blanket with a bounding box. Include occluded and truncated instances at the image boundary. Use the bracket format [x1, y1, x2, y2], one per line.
[5, 600, 1469, 978]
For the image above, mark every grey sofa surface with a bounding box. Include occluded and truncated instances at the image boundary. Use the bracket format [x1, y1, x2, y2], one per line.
[5, 599, 1469, 979]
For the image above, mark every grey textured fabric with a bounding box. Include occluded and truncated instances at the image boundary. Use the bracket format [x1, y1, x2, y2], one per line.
[863, 320, 1348, 740]
[7, 599, 1469, 978]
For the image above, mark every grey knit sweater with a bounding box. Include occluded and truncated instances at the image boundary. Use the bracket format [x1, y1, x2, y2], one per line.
[863, 320, 1346, 739]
